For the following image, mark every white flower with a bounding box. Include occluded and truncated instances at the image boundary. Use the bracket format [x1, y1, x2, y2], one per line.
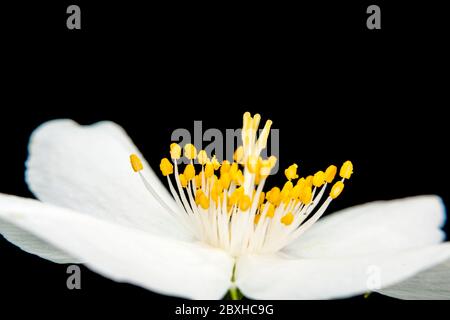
[0, 114, 449, 300]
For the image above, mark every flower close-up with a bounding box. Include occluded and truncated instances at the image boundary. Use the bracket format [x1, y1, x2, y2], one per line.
[0, 112, 449, 300]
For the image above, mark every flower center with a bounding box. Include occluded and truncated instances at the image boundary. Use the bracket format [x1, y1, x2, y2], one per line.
[130, 112, 353, 256]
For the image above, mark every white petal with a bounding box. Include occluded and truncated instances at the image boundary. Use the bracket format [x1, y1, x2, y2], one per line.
[25, 119, 188, 240]
[0, 219, 78, 263]
[285, 196, 445, 258]
[0, 194, 233, 299]
[377, 258, 450, 299]
[236, 243, 450, 299]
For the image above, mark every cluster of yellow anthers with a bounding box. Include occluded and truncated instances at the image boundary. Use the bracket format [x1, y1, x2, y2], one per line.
[130, 112, 353, 255]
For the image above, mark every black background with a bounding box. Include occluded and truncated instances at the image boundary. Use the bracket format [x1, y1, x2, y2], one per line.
[1, 0, 449, 317]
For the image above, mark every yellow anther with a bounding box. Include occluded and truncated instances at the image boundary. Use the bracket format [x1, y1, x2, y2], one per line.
[254, 214, 261, 224]
[229, 187, 244, 206]
[285, 164, 299, 181]
[330, 181, 345, 199]
[219, 172, 231, 189]
[253, 113, 261, 130]
[300, 186, 312, 205]
[239, 195, 252, 211]
[313, 171, 326, 187]
[281, 181, 294, 202]
[259, 159, 272, 177]
[170, 143, 181, 160]
[281, 212, 294, 226]
[211, 180, 223, 204]
[159, 158, 173, 176]
[258, 119, 272, 149]
[211, 155, 221, 170]
[247, 155, 259, 173]
[265, 203, 275, 218]
[266, 187, 281, 205]
[229, 162, 239, 176]
[220, 160, 231, 175]
[233, 170, 244, 185]
[204, 162, 214, 178]
[197, 150, 208, 165]
[290, 184, 303, 199]
[340, 161, 353, 179]
[243, 112, 252, 130]
[130, 154, 143, 172]
[258, 192, 266, 207]
[268, 155, 277, 168]
[194, 174, 202, 189]
[325, 165, 337, 183]
[296, 177, 305, 188]
[305, 175, 313, 188]
[179, 174, 188, 188]
[234, 146, 244, 163]
[184, 144, 197, 160]
[195, 189, 210, 210]
[183, 164, 195, 181]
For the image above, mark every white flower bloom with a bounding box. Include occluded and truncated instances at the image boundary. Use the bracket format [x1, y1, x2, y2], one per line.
[0, 114, 449, 300]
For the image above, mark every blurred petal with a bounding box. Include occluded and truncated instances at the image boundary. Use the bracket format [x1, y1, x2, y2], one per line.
[285, 196, 445, 258]
[25, 119, 189, 240]
[0, 194, 233, 299]
[236, 243, 450, 299]
[0, 218, 78, 263]
[377, 258, 450, 299]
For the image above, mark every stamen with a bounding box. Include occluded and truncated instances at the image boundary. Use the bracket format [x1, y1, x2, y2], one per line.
[131, 112, 353, 256]
[130, 154, 143, 172]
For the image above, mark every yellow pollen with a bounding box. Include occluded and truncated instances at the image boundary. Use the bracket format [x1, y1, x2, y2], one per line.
[229, 162, 239, 176]
[130, 154, 143, 172]
[296, 177, 305, 187]
[233, 170, 244, 185]
[290, 184, 303, 199]
[252, 113, 261, 130]
[243, 112, 252, 131]
[247, 155, 259, 174]
[211, 155, 221, 170]
[184, 144, 197, 160]
[170, 143, 181, 160]
[330, 181, 345, 199]
[340, 161, 353, 179]
[197, 150, 208, 165]
[234, 146, 244, 163]
[159, 158, 173, 176]
[258, 120, 272, 149]
[300, 186, 313, 205]
[183, 164, 195, 181]
[265, 203, 275, 218]
[204, 162, 214, 178]
[281, 212, 294, 226]
[219, 172, 231, 189]
[268, 155, 277, 168]
[305, 175, 313, 188]
[266, 187, 281, 205]
[239, 195, 252, 211]
[281, 181, 294, 202]
[195, 189, 210, 210]
[220, 160, 231, 175]
[325, 165, 337, 183]
[285, 163, 299, 181]
[259, 159, 273, 177]
[153, 112, 354, 254]
[258, 192, 266, 206]
[194, 174, 202, 188]
[313, 171, 325, 187]
[179, 173, 188, 188]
